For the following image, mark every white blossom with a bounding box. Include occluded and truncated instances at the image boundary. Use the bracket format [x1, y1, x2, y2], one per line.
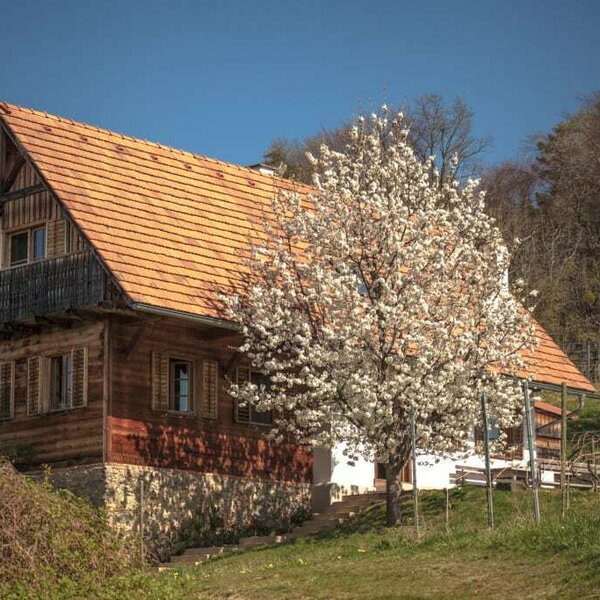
[226, 108, 537, 485]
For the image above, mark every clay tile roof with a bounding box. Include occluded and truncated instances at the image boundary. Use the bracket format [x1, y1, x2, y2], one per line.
[533, 400, 575, 417]
[0, 102, 595, 394]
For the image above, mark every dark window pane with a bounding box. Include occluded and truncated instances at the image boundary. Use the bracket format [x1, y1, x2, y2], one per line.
[10, 232, 28, 266]
[249, 371, 272, 424]
[170, 360, 190, 412]
[50, 357, 64, 409]
[250, 404, 273, 425]
[33, 227, 46, 261]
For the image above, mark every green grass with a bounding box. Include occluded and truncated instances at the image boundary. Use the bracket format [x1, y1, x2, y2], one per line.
[5, 487, 600, 599]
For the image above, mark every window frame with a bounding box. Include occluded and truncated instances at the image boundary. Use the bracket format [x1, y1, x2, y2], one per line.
[49, 353, 74, 412]
[168, 357, 193, 414]
[31, 226, 47, 262]
[8, 230, 29, 267]
[235, 366, 273, 427]
[6, 224, 47, 268]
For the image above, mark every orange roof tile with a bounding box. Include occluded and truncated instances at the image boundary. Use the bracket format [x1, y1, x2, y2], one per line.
[0, 102, 595, 394]
[534, 400, 575, 417]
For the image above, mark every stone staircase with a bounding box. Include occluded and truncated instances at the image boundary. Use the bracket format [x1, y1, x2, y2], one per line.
[162, 490, 387, 569]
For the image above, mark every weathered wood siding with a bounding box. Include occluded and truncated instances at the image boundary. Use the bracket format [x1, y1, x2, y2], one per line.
[535, 410, 561, 458]
[0, 321, 105, 466]
[108, 317, 312, 484]
[1, 159, 85, 266]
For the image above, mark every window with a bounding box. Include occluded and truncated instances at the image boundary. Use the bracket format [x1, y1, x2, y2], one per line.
[27, 348, 87, 415]
[169, 358, 192, 413]
[50, 354, 73, 411]
[8, 225, 47, 267]
[151, 353, 217, 416]
[235, 367, 273, 426]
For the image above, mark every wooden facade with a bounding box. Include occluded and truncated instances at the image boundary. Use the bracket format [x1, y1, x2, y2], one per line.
[0, 321, 105, 466]
[0, 316, 312, 483]
[107, 317, 312, 483]
[0, 121, 312, 485]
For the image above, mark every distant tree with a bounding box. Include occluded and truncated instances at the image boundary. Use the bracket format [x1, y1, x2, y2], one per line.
[406, 94, 492, 186]
[264, 94, 491, 187]
[229, 108, 535, 526]
[483, 92, 600, 377]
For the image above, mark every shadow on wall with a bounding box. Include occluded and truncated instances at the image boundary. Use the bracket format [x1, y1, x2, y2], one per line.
[114, 416, 312, 483]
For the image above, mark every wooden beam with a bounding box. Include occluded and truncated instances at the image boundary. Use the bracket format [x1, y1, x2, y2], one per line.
[0, 155, 24, 194]
[0, 182, 46, 202]
[223, 350, 242, 376]
[34, 315, 76, 328]
[123, 322, 150, 363]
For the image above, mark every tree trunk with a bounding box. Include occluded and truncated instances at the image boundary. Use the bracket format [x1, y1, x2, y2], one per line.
[385, 458, 404, 526]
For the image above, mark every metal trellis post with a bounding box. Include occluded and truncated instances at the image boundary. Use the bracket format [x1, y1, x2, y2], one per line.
[523, 380, 541, 525]
[481, 393, 495, 529]
[410, 408, 420, 538]
[561, 383, 568, 519]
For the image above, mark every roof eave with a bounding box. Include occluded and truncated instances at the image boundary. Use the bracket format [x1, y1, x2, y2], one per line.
[130, 302, 239, 331]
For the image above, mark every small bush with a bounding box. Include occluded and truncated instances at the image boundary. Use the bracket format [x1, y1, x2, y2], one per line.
[0, 457, 138, 596]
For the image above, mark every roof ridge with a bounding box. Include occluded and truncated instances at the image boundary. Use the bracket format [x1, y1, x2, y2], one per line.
[0, 100, 304, 186]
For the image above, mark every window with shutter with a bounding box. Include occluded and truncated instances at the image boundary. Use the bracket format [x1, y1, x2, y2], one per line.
[27, 357, 41, 416]
[199, 359, 218, 419]
[0, 362, 15, 420]
[71, 347, 88, 408]
[151, 351, 169, 411]
[234, 366, 272, 426]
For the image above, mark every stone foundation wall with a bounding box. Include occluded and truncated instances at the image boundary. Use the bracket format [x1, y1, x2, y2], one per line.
[43, 463, 107, 507]
[39, 462, 311, 561]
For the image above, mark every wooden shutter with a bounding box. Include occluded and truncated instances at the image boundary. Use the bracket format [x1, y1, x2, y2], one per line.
[198, 359, 218, 418]
[65, 220, 85, 254]
[151, 351, 169, 411]
[234, 366, 251, 423]
[46, 219, 66, 257]
[0, 362, 15, 420]
[71, 347, 88, 408]
[27, 357, 41, 415]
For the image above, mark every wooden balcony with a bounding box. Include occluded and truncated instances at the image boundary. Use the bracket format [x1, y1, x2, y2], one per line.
[0, 250, 106, 324]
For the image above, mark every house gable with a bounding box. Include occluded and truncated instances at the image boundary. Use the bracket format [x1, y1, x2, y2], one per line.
[0, 137, 87, 267]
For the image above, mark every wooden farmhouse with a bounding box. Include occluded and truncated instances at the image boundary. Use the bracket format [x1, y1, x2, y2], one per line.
[0, 102, 595, 555]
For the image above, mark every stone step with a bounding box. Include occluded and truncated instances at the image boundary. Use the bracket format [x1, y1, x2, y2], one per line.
[181, 545, 239, 557]
[160, 491, 394, 567]
[324, 501, 381, 514]
[238, 534, 285, 548]
[293, 522, 338, 535]
[303, 513, 351, 525]
[170, 553, 213, 565]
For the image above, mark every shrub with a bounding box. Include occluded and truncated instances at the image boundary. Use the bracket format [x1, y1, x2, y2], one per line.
[0, 457, 137, 596]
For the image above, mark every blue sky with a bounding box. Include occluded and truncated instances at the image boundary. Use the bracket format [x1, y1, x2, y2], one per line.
[2, 0, 599, 167]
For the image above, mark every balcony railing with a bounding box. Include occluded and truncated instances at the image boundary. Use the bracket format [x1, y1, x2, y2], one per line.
[0, 250, 106, 323]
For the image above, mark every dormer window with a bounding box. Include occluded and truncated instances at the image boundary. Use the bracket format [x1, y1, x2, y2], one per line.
[8, 225, 46, 267]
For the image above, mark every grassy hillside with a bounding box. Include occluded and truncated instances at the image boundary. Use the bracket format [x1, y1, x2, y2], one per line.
[0, 459, 137, 599]
[7, 485, 599, 599]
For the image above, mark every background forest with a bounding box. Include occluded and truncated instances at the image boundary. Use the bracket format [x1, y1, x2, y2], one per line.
[262, 93, 600, 384]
